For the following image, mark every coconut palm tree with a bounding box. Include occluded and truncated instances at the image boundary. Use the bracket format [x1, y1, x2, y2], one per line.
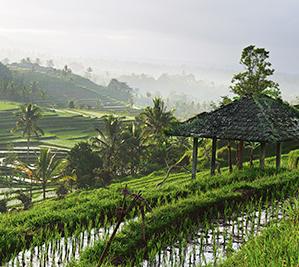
[16, 148, 67, 199]
[13, 103, 44, 160]
[119, 122, 145, 175]
[36, 148, 67, 199]
[91, 115, 123, 177]
[140, 97, 176, 142]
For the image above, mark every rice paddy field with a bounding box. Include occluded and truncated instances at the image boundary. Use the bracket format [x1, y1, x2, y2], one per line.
[0, 101, 134, 209]
[0, 101, 134, 150]
[0, 151, 298, 267]
[0, 101, 298, 267]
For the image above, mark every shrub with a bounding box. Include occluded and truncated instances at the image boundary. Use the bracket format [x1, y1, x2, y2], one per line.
[17, 191, 32, 210]
[0, 199, 8, 213]
[56, 184, 69, 199]
[68, 142, 102, 188]
[288, 149, 299, 169]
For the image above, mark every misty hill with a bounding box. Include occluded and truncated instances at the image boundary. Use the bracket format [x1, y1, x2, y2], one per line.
[117, 72, 228, 102]
[0, 61, 134, 108]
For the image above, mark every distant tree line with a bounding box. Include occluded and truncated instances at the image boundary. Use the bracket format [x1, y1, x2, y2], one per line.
[0, 62, 46, 102]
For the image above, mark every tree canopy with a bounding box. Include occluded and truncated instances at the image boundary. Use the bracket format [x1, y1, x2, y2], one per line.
[230, 45, 280, 98]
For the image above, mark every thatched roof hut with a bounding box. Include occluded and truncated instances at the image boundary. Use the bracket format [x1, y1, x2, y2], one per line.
[168, 95, 299, 176]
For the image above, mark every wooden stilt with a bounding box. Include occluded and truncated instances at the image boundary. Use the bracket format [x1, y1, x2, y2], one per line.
[237, 140, 244, 170]
[191, 137, 199, 179]
[211, 137, 217, 176]
[276, 142, 281, 171]
[260, 142, 266, 170]
[227, 141, 233, 173]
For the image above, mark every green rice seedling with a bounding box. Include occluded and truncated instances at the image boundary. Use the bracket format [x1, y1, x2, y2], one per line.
[211, 223, 218, 262]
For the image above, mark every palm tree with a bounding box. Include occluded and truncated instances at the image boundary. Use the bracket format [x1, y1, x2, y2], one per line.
[16, 148, 67, 200]
[13, 103, 44, 160]
[13, 104, 43, 197]
[91, 115, 123, 177]
[140, 97, 175, 142]
[119, 123, 145, 175]
[36, 148, 67, 199]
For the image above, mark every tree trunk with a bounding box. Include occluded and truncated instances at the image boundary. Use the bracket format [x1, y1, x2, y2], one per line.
[42, 180, 46, 200]
[191, 137, 199, 179]
[210, 137, 217, 176]
[27, 136, 32, 199]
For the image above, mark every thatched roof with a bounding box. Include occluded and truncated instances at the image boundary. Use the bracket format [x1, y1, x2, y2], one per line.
[168, 95, 299, 143]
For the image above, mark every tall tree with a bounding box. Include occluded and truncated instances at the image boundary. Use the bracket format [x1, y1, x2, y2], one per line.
[0, 63, 13, 97]
[13, 104, 44, 161]
[85, 67, 93, 79]
[140, 97, 176, 142]
[68, 142, 102, 188]
[119, 123, 145, 175]
[46, 59, 54, 68]
[92, 115, 123, 178]
[231, 45, 280, 98]
[139, 98, 186, 171]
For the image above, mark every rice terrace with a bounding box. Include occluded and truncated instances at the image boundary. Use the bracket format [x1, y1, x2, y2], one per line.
[1, 1, 299, 267]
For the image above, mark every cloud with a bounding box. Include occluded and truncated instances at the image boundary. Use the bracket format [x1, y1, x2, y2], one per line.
[0, 0, 298, 72]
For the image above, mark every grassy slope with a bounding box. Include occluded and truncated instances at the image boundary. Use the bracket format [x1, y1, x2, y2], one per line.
[221, 201, 299, 267]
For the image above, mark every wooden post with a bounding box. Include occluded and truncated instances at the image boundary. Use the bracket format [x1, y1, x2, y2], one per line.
[276, 142, 281, 171]
[211, 137, 217, 176]
[260, 142, 266, 170]
[237, 140, 244, 170]
[191, 137, 199, 179]
[227, 141, 233, 173]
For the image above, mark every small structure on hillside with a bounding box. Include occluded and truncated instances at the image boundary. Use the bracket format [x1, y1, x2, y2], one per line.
[168, 95, 299, 177]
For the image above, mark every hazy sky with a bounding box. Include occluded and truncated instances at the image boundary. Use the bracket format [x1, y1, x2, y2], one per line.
[0, 0, 299, 72]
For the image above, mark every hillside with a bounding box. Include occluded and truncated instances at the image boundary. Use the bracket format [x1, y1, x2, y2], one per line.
[0, 101, 133, 153]
[1, 62, 134, 108]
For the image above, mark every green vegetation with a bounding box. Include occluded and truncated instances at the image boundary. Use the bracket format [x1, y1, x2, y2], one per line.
[0, 158, 297, 265]
[0, 102, 112, 149]
[230, 45, 280, 98]
[221, 199, 299, 267]
[0, 101, 19, 110]
[288, 149, 299, 169]
[73, 168, 299, 266]
[0, 46, 298, 267]
[1, 61, 134, 108]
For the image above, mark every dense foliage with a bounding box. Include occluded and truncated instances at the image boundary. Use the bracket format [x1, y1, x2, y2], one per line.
[230, 45, 281, 98]
[67, 98, 187, 187]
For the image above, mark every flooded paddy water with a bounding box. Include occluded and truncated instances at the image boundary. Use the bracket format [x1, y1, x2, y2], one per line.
[143, 197, 291, 267]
